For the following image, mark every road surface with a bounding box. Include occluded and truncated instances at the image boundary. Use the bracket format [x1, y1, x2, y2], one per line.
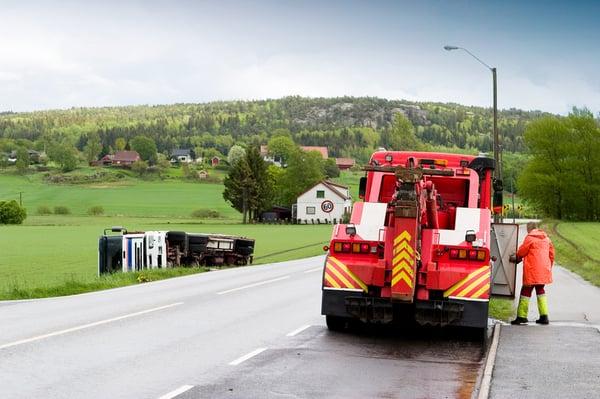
[0, 256, 485, 399]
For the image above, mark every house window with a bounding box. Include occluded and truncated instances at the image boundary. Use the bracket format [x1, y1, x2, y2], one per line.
[316, 190, 325, 198]
[306, 206, 316, 215]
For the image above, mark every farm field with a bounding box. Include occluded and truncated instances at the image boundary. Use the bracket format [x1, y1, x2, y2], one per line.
[0, 216, 332, 296]
[0, 171, 236, 218]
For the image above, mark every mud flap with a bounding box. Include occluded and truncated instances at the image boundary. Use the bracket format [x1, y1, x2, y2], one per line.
[345, 296, 394, 323]
[490, 223, 519, 298]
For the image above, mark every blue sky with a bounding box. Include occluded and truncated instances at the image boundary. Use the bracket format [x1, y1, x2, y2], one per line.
[1, 0, 598, 113]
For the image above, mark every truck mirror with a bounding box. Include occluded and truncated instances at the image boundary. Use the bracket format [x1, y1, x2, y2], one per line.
[358, 177, 367, 199]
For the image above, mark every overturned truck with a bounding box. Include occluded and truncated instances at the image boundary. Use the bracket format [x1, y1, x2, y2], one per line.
[98, 227, 255, 274]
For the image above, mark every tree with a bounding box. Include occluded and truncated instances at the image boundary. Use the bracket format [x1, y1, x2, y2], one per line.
[131, 160, 149, 177]
[130, 136, 157, 164]
[324, 158, 340, 178]
[518, 112, 600, 220]
[15, 148, 30, 174]
[227, 145, 246, 166]
[223, 157, 254, 223]
[0, 200, 27, 224]
[84, 131, 102, 163]
[115, 137, 127, 151]
[277, 148, 324, 207]
[381, 113, 422, 151]
[267, 136, 297, 166]
[48, 143, 79, 172]
[245, 145, 272, 220]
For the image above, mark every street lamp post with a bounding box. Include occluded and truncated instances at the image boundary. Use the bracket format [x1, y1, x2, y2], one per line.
[444, 45, 502, 222]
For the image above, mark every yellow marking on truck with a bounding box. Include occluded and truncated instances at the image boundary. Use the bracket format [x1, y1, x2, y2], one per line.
[392, 270, 413, 287]
[472, 282, 491, 299]
[393, 240, 414, 256]
[324, 273, 341, 289]
[456, 272, 490, 298]
[443, 265, 490, 297]
[328, 256, 368, 292]
[394, 231, 412, 246]
[327, 264, 357, 290]
[392, 260, 414, 278]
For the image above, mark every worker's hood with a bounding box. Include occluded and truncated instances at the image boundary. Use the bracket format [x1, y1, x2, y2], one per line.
[527, 229, 549, 240]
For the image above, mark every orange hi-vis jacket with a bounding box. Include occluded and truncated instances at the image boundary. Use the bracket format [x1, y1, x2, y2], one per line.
[517, 229, 555, 286]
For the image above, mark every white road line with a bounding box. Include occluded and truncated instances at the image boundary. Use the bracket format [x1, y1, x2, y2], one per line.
[303, 267, 322, 273]
[158, 385, 194, 399]
[229, 347, 268, 366]
[217, 276, 290, 295]
[0, 302, 183, 350]
[286, 324, 312, 337]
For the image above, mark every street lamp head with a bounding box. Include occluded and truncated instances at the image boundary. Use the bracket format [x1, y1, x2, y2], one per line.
[444, 45, 459, 51]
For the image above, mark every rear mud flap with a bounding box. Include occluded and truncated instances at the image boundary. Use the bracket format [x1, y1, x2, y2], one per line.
[415, 300, 464, 327]
[345, 296, 394, 323]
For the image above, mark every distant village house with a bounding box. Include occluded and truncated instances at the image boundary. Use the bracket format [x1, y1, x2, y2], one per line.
[170, 149, 195, 164]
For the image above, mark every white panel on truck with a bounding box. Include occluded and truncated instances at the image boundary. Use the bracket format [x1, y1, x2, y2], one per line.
[145, 231, 167, 269]
[122, 233, 145, 272]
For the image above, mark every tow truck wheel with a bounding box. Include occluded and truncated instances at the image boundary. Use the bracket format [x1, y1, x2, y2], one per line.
[326, 315, 349, 331]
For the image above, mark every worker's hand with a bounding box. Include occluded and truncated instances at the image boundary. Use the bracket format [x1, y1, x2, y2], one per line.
[509, 254, 518, 263]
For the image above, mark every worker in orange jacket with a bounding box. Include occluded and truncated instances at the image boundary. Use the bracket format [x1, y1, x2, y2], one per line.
[511, 222, 555, 325]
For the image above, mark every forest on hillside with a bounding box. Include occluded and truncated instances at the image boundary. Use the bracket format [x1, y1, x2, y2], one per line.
[0, 96, 549, 164]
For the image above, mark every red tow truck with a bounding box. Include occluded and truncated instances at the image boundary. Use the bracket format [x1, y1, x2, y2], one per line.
[321, 151, 516, 333]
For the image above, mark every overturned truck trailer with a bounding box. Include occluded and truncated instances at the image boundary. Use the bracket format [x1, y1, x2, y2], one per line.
[98, 227, 255, 275]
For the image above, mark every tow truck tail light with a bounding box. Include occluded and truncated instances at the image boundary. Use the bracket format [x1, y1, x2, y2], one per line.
[449, 248, 487, 261]
[332, 241, 377, 254]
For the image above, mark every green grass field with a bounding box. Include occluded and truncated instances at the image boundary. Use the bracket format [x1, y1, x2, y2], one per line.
[546, 221, 600, 287]
[0, 217, 332, 296]
[0, 170, 235, 218]
[0, 167, 338, 299]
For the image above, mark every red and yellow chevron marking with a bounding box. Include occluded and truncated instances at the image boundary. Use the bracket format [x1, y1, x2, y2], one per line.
[444, 265, 491, 300]
[323, 256, 368, 292]
[391, 231, 414, 290]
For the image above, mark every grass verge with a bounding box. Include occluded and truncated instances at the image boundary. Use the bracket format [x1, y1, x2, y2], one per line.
[489, 297, 514, 322]
[0, 267, 208, 300]
[542, 221, 600, 287]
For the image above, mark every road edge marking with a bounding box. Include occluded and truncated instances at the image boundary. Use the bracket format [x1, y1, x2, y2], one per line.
[217, 276, 290, 295]
[303, 267, 322, 273]
[229, 347, 268, 366]
[158, 385, 194, 399]
[0, 302, 183, 350]
[477, 323, 501, 399]
[286, 324, 312, 337]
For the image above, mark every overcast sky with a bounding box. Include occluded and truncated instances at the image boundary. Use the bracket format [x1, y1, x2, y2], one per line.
[1, 0, 598, 114]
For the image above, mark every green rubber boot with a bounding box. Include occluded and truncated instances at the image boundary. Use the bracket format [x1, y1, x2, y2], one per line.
[511, 296, 529, 325]
[536, 295, 549, 325]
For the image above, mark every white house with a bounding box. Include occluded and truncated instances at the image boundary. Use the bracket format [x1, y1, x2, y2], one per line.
[294, 181, 352, 223]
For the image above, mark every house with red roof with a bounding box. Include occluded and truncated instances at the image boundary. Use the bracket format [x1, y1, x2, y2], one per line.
[294, 180, 352, 223]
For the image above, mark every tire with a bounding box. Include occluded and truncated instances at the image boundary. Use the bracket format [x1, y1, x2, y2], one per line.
[326, 315, 349, 332]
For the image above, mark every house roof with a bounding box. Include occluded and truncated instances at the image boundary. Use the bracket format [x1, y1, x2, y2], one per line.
[113, 151, 141, 162]
[300, 146, 328, 159]
[297, 180, 350, 201]
[171, 149, 192, 157]
[335, 157, 355, 166]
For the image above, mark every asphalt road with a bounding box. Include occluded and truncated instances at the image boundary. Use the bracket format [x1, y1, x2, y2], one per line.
[0, 256, 486, 399]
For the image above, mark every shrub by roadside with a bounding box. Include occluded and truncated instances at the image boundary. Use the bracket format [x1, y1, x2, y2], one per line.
[0, 200, 27, 224]
[191, 209, 220, 218]
[37, 205, 53, 215]
[54, 205, 71, 215]
[88, 205, 104, 216]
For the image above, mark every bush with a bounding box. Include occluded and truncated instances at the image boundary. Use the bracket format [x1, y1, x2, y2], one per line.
[53, 206, 71, 215]
[0, 200, 27, 224]
[37, 205, 53, 215]
[88, 205, 104, 216]
[191, 209, 220, 218]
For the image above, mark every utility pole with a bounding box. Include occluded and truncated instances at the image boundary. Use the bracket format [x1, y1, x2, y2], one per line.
[444, 45, 503, 222]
